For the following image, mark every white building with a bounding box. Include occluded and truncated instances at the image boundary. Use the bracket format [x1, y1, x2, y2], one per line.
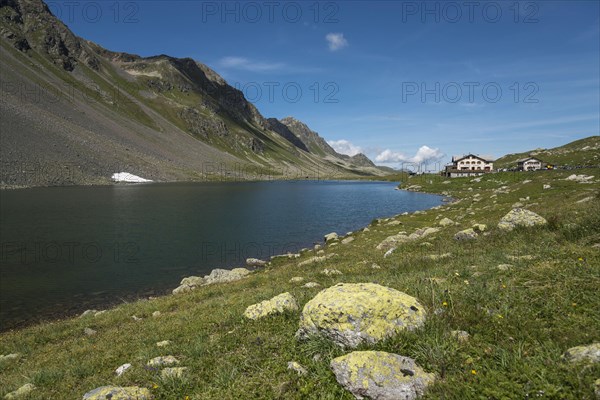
[517, 157, 543, 171]
[444, 154, 494, 178]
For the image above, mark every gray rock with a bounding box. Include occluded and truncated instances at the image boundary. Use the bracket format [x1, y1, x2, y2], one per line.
[4, 383, 35, 399]
[84, 327, 97, 336]
[498, 208, 547, 231]
[321, 268, 342, 276]
[147, 356, 179, 367]
[324, 232, 339, 243]
[82, 386, 152, 399]
[115, 363, 132, 376]
[342, 236, 355, 244]
[562, 343, 600, 364]
[287, 361, 308, 376]
[302, 282, 321, 288]
[0, 353, 20, 363]
[243, 292, 298, 320]
[454, 228, 478, 241]
[331, 351, 434, 400]
[450, 330, 470, 343]
[246, 258, 267, 267]
[297, 283, 426, 348]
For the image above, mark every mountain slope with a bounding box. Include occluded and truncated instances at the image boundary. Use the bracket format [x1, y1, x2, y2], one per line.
[495, 136, 600, 169]
[0, 0, 383, 188]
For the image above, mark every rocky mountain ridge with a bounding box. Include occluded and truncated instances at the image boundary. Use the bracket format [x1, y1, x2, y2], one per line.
[0, 0, 383, 188]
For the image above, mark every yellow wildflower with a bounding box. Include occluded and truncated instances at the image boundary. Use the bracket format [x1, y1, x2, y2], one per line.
[471, 369, 477, 375]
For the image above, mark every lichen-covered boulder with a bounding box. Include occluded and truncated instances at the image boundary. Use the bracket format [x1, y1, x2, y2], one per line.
[331, 351, 434, 400]
[454, 228, 478, 241]
[377, 227, 439, 251]
[243, 292, 298, 320]
[82, 386, 152, 400]
[562, 343, 600, 364]
[296, 283, 426, 348]
[498, 208, 547, 231]
[472, 224, 487, 232]
[5, 383, 35, 399]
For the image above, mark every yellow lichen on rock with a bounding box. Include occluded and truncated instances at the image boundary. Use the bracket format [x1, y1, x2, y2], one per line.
[82, 386, 152, 400]
[244, 292, 298, 320]
[296, 283, 426, 348]
[498, 208, 547, 231]
[331, 351, 435, 400]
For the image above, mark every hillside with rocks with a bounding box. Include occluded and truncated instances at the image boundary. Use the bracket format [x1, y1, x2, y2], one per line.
[1, 138, 598, 399]
[0, 0, 384, 188]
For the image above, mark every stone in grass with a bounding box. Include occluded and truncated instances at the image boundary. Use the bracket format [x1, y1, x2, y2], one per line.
[147, 356, 179, 367]
[156, 340, 171, 347]
[454, 228, 478, 241]
[161, 367, 187, 379]
[152, 311, 161, 317]
[289, 277, 304, 283]
[438, 217, 455, 227]
[472, 224, 486, 232]
[562, 343, 600, 364]
[297, 283, 426, 348]
[243, 292, 299, 320]
[115, 363, 132, 376]
[82, 386, 152, 400]
[4, 383, 35, 399]
[246, 258, 267, 267]
[450, 330, 470, 343]
[331, 351, 434, 400]
[302, 282, 320, 288]
[342, 236, 355, 244]
[498, 208, 547, 231]
[84, 327, 97, 336]
[287, 361, 308, 376]
[321, 268, 343, 276]
[594, 379, 600, 399]
[497, 264, 513, 271]
[0, 353, 20, 363]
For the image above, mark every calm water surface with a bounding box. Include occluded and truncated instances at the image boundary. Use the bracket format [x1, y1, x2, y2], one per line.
[0, 180, 442, 330]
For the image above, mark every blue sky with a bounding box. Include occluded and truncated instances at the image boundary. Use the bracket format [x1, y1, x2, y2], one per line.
[50, 0, 599, 168]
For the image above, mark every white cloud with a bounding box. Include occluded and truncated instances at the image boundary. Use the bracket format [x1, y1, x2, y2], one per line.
[218, 56, 285, 72]
[325, 33, 348, 51]
[375, 145, 445, 165]
[328, 139, 363, 156]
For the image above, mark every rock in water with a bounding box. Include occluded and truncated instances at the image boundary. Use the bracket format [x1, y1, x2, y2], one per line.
[296, 283, 426, 348]
[243, 292, 299, 320]
[330, 351, 434, 400]
[498, 208, 547, 231]
[82, 386, 152, 399]
[562, 343, 600, 364]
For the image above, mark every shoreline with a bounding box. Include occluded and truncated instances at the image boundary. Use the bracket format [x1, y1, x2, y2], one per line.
[0, 182, 444, 332]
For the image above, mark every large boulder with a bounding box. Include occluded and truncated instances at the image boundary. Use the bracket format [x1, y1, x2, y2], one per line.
[498, 208, 547, 231]
[82, 386, 152, 400]
[562, 343, 600, 364]
[331, 351, 435, 400]
[296, 283, 426, 348]
[243, 292, 299, 320]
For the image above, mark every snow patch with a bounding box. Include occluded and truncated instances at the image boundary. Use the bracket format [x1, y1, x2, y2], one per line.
[111, 172, 152, 183]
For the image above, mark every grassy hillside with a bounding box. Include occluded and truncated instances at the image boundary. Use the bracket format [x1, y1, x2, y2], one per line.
[1, 166, 598, 399]
[495, 136, 600, 169]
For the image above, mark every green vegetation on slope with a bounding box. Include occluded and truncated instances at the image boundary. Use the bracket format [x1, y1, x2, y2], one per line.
[495, 136, 600, 169]
[1, 167, 598, 399]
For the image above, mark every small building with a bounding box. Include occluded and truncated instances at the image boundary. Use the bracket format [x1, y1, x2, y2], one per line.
[517, 157, 544, 171]
[443, 154, 494, 178]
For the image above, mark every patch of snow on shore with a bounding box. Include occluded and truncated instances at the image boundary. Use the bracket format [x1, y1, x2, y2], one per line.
[111, 172, 152, 183]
